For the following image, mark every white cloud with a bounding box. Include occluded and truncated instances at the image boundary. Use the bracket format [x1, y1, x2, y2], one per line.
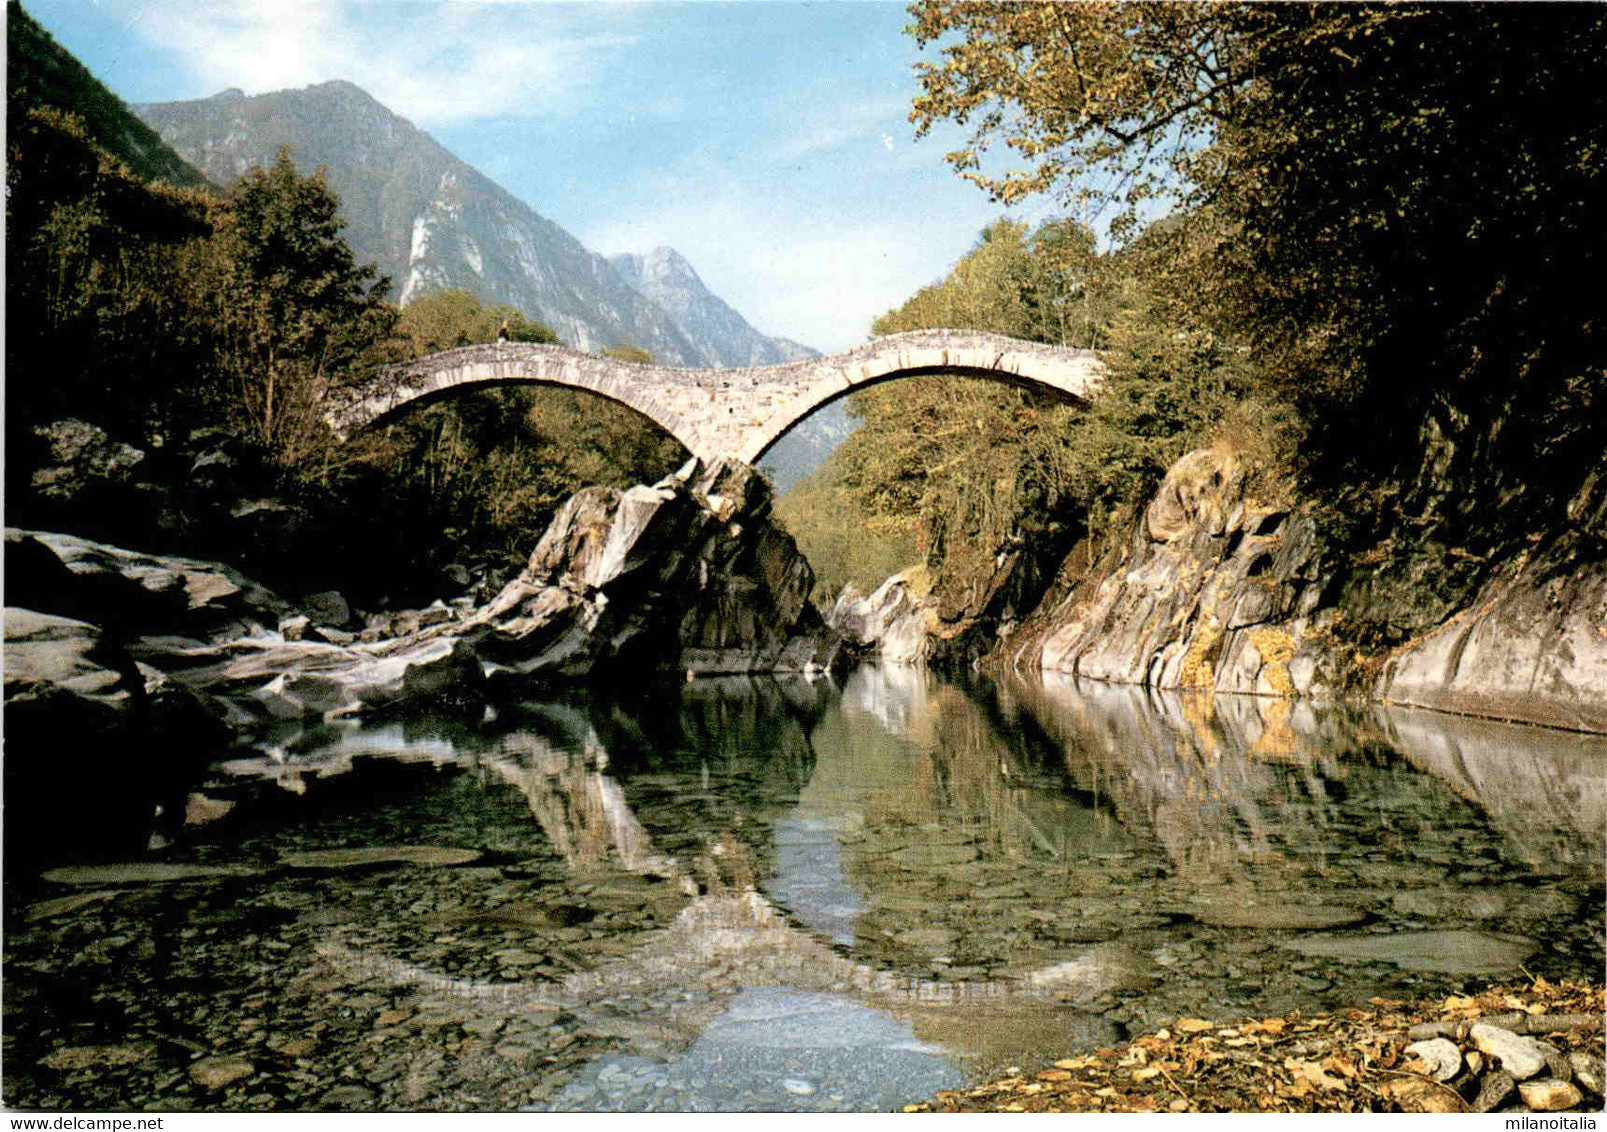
[123, 0, 633, 124]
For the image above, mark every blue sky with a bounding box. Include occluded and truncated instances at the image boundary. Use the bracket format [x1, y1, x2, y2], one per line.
[23, 0, 1061, 353]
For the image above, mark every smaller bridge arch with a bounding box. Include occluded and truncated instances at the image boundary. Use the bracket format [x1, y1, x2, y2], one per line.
[330, 329, 1105, 465]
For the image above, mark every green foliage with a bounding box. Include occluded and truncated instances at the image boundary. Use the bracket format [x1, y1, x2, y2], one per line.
[775, 454, 920, 602]
[394, 289, 558, 354]
[601, 345, 654, 365]
[3, 70, 680, 591]
[6, 1, 210, 189]
[5, 106, 217, 446]
[909, 1, 1607, 545]
[208, 148, 394, 464]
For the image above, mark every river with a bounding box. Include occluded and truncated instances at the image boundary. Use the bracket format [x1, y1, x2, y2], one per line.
[4, 667, 1603, 1112]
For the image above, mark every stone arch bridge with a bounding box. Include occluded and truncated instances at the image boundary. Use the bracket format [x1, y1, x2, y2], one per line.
[330, 329, 1104, 465]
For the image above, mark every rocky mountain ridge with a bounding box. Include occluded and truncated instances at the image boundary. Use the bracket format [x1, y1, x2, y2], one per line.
[134, 80, 811, 368]
[608, 248, 817, 367]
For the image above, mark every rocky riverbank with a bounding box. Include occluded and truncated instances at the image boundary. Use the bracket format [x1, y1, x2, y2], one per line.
[828, 443, 1607, 735]
[3, 456, 845, 863]
[908, 980, 1605, 1114]
[5, 456, 842, 724]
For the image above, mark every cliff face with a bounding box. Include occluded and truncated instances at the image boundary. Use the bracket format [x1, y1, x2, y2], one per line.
[1013, 448, 1340, 699]
[1373, 470, 1607, 733]
[996, 447, 1606, 733]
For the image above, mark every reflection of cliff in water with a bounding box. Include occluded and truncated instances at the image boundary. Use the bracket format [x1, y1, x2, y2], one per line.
[1011, 674, 1605, 891]
[1373, 704, 1607, 871]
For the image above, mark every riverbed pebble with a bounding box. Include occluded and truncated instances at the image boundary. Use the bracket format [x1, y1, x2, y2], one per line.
[1470, 1023, 1547, 1081]
[1404, 1038, 1462, 1081]
[189, 1056, 254, 1089]
[1519, 1078, 1584, 1112]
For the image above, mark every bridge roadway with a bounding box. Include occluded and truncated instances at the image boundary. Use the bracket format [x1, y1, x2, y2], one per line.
[330, 328, 1105, 465]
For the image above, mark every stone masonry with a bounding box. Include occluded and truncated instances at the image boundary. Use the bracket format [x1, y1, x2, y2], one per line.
[330, 329, 1105, 464]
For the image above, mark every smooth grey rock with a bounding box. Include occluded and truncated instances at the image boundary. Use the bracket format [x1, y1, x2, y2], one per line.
[9, 529, 291, 638]
[1404, 1038, 1463, 1082]
[4, 608, 133, 705]
[41, 863, 260, 885]
[1189, 902, 1364, 931]
[24, 891, 117, 921]
[1376, 534, 1607, 733]
[1471, 1023, 1548, 1081]
[279, 846, 481, 869]
[827, 574, 935, 665]
[1280, 930, 1538, 975]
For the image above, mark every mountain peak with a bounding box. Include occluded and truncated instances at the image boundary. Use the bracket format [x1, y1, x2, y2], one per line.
[135, 82, 815, 367]
[208, 87, 246, 102]
[608, 248, 817, 367]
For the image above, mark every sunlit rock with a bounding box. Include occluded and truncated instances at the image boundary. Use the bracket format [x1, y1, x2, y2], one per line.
[1280, 929, 1538, 975]
[40, 862, 260, 885]
[828, 574, 936, 664]
[1035, 448, 1333, 697]
[279, 846, 481, 869]
[1375, 533, 1607, 732]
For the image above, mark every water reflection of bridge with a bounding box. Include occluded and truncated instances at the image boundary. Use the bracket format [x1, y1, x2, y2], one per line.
[219, 668, 1604, 1082]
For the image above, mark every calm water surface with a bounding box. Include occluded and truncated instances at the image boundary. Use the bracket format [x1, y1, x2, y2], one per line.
[5, 667, 1603, 1112]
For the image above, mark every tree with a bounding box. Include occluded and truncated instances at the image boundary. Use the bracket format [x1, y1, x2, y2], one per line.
[393, 288, 558, 356]
[909, 2, 1607, 546]
[210, 147, 393, 464]
[5, 106, 215, 446]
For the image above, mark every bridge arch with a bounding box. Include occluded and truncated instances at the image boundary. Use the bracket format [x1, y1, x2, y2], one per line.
[330, 329, 1104, 464]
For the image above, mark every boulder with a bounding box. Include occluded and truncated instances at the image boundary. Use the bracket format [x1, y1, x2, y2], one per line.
[28, 418, 144, 502]
[6, 528, 293, 641]
[1280, 929, 1538, 976]
[3, 609, 223, 865]
[828, 574, 936, 665]
[457, 456, 841, 682]
[302, 590, 351, 627]
[1375, 533, 1607, 732]
[121, 458, 844, 722]
[1143, 448, 1244, 543]
[1037, 447, 1334, 697]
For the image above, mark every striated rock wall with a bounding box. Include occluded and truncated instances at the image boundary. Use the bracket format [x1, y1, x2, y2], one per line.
[997, 446, 1605, 733]
[1022, 448, 1338, 699]
[1373, 497, 1607, 733]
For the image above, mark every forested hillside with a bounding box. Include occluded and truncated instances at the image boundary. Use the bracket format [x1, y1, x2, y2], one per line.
[5, 7, 684, 605]
[785, 2, 1605, 678]
[5, 2, 210, 190]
